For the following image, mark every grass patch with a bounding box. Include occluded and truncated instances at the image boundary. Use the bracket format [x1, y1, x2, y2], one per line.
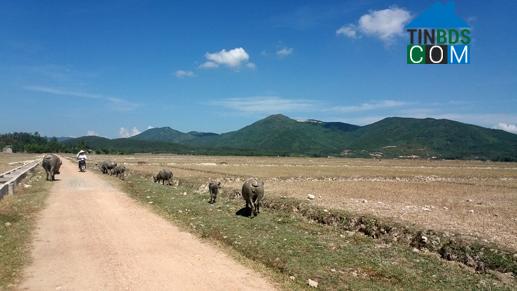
[121, 173, 516, 290]
[0, 169, 50, 289]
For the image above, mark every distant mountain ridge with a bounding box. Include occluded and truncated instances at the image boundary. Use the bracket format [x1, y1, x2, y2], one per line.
[63, 114, 517, 161]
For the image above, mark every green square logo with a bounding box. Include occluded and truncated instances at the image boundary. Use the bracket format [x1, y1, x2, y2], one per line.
[407, 45, 425, 64]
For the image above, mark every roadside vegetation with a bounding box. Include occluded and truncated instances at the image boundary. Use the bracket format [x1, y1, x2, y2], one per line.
[120, 172, 516, 290]
[0, 169, 50, 289]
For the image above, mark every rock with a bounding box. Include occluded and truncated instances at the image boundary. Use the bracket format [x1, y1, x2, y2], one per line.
[24, 184, 32, 188]
[289, 276, 295, 281]
[421, 236, 428, 244]
[361, 199, 368, 203]
[307, 194, 315, 200]
[330, 268, 337, 272]
[412, 248, 420, 253]
[4, 222, 12, 227]
[468, 209, 474, 213]
[466, 199, 473, 202]
[307, 279, 318, 288]
[183, 192, 187, 196]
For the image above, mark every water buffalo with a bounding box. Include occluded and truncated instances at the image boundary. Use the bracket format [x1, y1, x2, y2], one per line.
[41, 154, 62, 181]
[153, 169, 173, 185]
[241, 178, 264, 217]
[208, 181, 221, 204]
[100, 161, 117, 174]
[112, 165, 126, 179]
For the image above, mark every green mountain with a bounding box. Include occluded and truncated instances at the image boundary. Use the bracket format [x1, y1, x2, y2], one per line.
[185, 114, 357, 155]
[130, 127, 195, 143]
[63, 135, 195, 154]
[345, 117, 517, 160]
[59, 114, 517, 160]
[129, 127, 219, 143]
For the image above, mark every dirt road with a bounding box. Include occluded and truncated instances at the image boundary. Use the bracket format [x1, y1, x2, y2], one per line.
[20, 158, 275, 290]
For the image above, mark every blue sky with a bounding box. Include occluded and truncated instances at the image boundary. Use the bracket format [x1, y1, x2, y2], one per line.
[1, 0, 516, 137]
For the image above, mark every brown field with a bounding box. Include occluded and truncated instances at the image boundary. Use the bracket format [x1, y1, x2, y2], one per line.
[82, 154, 517, 250]
[0, 153, 41, 173]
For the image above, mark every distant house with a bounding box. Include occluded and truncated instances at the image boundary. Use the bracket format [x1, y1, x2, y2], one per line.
[2, 146, 13, 153]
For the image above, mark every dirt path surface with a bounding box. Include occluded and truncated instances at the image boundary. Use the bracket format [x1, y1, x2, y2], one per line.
[20, 158, 275, 290]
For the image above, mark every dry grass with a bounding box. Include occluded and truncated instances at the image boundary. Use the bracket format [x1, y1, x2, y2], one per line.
[85, 154, 517, 250]
[0, 169, 50, 289]
[0, 153, 41, 174]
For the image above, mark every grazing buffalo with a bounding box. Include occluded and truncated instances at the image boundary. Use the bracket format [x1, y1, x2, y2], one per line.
[41, 154, 62, 181]
[208, 181, 221, 204]
[153, 169, 173, 185]
[100, 161, 117, 174]
[111, 165, 126, 179]
[241, 178, 264, 217]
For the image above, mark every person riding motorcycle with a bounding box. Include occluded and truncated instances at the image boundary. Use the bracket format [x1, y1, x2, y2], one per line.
[76, 150, 88, 171]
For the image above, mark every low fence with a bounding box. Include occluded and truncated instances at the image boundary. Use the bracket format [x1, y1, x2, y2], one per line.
[0, 159, 41, 200]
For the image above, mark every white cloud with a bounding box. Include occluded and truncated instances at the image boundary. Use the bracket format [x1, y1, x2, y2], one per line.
[119, 127, 141, 138]
[495, 123, 517, 134]
[147, 125, 154, 129]
[25, 85, 138, 112]
[337, 7, 411, 43]
[216, 96, 317, 114]
[87, 130, 98, 136]
[25, 85, 102, 99]
[246, 62, 256, 69]
[276, 47, 294, 58]
[336, 24, 358, 38]
[200, 47, 252, 69]
[329, 100, 407, 113]
[175, 70, 195, 78]
[199, 61, 219, 69]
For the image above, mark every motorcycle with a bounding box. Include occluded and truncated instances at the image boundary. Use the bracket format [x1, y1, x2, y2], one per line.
[78, 159, 86, 172]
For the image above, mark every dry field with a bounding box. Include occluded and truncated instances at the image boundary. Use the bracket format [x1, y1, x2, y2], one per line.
[87, 154, 517, 251]
[0, 153, 41, 173]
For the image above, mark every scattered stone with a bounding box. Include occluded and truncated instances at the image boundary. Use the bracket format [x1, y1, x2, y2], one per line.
[307, 194, 315, 200]
[351, 270, 358, 277]
[466, 199, 473, 202]
[24, 184, 32, 188]
[412, 248, 420, 253]
[443, 207, 449, 210]
[4, 222, 12, 227]
[148, 201, 153, 204]
[422, 207, 432, 212]
[361, 199, 368, 203]
[323, 209, 329, 213]
[183, 192, 187, 195]
[307, 279, 318, 288]
[468, 209, 474, 213]
[289, 276, 295, 281]
[330, 268, 336, 273]
[146, 196, 151, 199]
